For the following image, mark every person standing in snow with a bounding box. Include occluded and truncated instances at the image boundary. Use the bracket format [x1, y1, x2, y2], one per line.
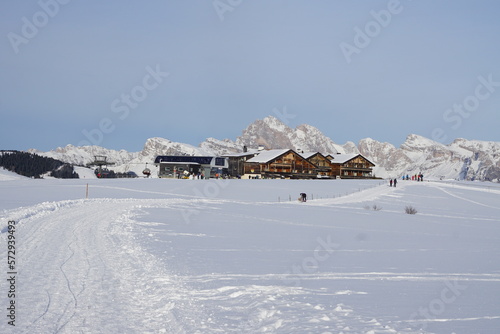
[390, 179, 393, 187]
[393, 178, 397, 187]
[300, 193, 307, 202]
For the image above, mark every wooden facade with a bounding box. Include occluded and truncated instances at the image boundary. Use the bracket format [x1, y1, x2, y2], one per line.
[244, 149, 317, 179]
[301, 152, 339, 178]
[222, 149, 377, 179]
[328, 154, 375, 178]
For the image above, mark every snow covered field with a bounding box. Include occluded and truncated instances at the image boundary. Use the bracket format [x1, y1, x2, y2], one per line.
[1, 175, 500, 333]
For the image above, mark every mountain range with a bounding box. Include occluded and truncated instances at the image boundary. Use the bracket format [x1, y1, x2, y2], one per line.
[28, 116, 500, 182]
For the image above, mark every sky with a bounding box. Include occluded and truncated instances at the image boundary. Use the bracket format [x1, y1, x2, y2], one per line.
[1, 0, 499, 152]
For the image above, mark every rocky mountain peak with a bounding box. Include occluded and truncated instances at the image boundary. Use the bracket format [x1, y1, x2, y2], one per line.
[142, 137, 209, 157]
[400, 134, 445, 151]
[232, 116, 344, 155]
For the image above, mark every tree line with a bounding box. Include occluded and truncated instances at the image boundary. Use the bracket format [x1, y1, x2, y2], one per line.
[0, 151, 79, 179]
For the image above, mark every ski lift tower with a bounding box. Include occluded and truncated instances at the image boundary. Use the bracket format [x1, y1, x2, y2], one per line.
[88, 155, 115, 177]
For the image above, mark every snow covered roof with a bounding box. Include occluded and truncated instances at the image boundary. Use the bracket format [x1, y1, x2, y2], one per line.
[246, 149, 291, 163]
[330, 153, 375, 166]
[329, 154, 359, 164]
[297, 152, 319, 159]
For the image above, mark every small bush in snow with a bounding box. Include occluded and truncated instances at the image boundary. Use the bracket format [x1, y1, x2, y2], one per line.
[405, 206, 418, 215]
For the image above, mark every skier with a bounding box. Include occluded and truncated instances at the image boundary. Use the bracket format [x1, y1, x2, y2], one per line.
[299, 193, 307, 202]
[393, 178, 397, 187]
[389, 179, 393, 187]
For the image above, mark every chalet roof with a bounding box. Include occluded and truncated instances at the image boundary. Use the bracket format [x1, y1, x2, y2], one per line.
[330, 154, 357, 164]
[298, 152, 318, 159]
[246, 149, 291, 163]
[330, 153, 375, 166]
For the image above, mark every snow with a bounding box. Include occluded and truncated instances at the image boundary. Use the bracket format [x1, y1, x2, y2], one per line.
[262, 116, 289, 133]
[0, 168, 26, 181]
[73, 166, 97, 179]
[246, 149, 290, 163]
[1, 178, 500, 333]
[330, 154, 358, 164]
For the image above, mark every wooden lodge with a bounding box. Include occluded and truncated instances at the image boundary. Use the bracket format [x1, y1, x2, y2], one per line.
[243, 149, 317, 179]
[299, 152, 339, 178]
[327, 154, 375, 178]
[242, 150, 376, 179]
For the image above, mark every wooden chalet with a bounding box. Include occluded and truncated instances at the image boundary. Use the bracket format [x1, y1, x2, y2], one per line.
[243, 149, 317, 179]
[299, 152, 339, 178]
[328, 154, 375, 178]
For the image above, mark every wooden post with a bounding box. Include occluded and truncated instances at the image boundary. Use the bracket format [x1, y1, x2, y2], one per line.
[86, 183, 89, 199]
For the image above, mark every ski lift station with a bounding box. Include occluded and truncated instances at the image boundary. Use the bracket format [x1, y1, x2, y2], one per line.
[154, 156, 229, 178]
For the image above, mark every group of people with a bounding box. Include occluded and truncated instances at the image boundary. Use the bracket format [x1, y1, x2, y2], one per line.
[391, 173, 424, 186]
[402, 173, 424, 181]
[178, 170, 204, 179]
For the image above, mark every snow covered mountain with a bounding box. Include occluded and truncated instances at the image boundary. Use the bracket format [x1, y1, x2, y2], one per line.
[200, 116, 354, 155]
[233, 116, 347, 155]
[199, 137, 241, 155]
[28, 144, 139, 166]
[29, 138, 211, 177]
[358, 134, 500, 182]
[26, 117, 500, 182]
[113, 137, 212, 175]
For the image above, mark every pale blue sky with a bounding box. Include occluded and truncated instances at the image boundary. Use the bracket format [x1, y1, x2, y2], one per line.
[1, 0, 499, 151]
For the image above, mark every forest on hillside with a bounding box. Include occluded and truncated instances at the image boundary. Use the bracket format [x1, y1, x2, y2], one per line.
[0, 151, 79, 179]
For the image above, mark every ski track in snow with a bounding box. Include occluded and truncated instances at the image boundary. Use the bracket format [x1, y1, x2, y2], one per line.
[1, 199, 205, 333]
[429, 183, 500, 210]
[1, 180, 499, 333]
